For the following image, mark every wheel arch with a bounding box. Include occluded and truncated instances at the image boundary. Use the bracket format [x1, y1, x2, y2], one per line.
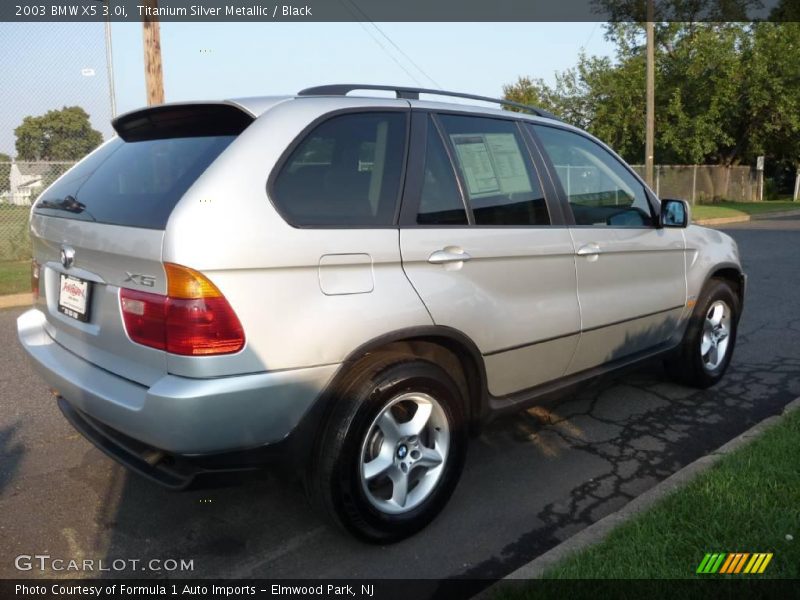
[323, 326, 488, 432]
[706, 263, 746, 312]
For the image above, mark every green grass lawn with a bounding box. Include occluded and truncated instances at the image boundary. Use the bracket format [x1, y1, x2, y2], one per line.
[497, 408, 799, 587]
[0, 260, 30, 295]
[692, 200, 800, 221]
[0, 204, 32, 263]
[0, 205, 32, 295]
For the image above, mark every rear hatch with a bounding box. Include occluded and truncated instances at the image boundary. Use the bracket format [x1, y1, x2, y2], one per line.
[30, 103, 253, 386]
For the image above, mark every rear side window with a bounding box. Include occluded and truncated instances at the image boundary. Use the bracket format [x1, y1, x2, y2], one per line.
[438, 114, 548, 226]
[35, 136, 236, 229]
[417, 118, 468, 225]
[272, 112, 407, 227]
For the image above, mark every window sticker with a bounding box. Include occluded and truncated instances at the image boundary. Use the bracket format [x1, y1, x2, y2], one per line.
[451, 133, 532, 199]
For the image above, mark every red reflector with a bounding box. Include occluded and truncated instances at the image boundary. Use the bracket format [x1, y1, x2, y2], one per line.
[120, 279, 245, 356]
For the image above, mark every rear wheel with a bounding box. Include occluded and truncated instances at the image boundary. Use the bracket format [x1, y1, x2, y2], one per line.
[307, 358, 467, 543]
[665, 279, 740, 388]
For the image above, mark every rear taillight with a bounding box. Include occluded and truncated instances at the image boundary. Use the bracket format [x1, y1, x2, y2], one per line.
[120, 263, 245, 356]
[31, 260, 40, 301]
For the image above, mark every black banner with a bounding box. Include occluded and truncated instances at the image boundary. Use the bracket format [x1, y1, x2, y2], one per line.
[1, 0, 796, 23]
[3, 579, 800, 600]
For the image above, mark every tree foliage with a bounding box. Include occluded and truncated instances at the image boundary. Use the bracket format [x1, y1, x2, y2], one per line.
[596, 0, 760, 22]
[504, 22, 800, 169]
[14, 106, 103, 162]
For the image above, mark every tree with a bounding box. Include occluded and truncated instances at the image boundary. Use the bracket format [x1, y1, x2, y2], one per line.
[596, 0, 759, 22]
[504, 22, 800, 170]
[0, 153, 10, 193]
[504, 51, 647, 162]
[14, 106, 103, 162]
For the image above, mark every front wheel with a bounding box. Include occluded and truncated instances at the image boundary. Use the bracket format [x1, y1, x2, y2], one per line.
[665, 279, 740, 388]
[307, 358, 467, 543]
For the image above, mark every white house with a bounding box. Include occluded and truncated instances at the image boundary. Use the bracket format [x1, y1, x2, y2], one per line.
[5, 162, 43, 206]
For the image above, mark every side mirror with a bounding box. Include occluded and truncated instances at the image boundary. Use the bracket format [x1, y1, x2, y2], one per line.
[660, 198, 689, 228]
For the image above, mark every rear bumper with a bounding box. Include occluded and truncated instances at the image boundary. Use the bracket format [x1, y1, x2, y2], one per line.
[17, 308, 338, 456]
[57, 397, 204, 490]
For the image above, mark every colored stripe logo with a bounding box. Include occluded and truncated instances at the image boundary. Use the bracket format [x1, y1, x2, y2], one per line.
[696, 552, 773, 574]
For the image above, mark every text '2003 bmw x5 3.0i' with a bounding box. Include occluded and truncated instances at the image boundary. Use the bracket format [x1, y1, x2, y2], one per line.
[17, 84, 745, 542]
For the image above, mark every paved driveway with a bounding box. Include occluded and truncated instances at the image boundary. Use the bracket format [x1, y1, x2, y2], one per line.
[1, 215, 799, 580]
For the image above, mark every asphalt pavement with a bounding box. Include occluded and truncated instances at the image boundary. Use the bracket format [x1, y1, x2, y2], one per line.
[1, 215, 799, 582]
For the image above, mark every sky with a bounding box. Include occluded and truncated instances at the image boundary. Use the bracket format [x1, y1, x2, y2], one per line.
[0, 22, 614, 157]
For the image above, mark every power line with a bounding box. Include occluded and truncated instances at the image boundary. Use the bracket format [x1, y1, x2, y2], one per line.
[344, 0, 442, 89]
[337, 0, 441, 89]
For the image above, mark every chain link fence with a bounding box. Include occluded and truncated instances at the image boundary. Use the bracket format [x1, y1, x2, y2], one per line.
[630, 164, 758, 204]
[0, 21, 110, 293]
[0, 162, 76, 264]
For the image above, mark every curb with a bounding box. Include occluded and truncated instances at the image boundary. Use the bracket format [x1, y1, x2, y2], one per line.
[0, 292, 31, 310]
[485, 395, 800, 587]
[694, 208, 800, 226]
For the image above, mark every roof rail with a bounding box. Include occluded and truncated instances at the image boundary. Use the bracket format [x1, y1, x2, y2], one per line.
[297, 84, 560, 120]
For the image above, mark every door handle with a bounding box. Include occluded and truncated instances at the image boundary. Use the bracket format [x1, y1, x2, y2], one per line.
[576, 243, 602, 256]
[428, 248, 472, 264]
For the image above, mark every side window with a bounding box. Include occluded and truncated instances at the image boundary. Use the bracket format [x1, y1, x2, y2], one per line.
[272, 112, 407, 226]
[531, 125, 654, 227]
[438, 114, 549, 226]
[417, 118, 468, 225]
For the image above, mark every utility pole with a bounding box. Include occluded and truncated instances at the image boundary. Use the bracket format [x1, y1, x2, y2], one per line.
[103, 1, 116, 117]
[645, 0, 655, 188]
[142, 0, 164, 105]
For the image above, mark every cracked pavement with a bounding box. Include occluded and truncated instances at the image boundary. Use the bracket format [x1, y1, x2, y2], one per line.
[1, 215, 799, 582]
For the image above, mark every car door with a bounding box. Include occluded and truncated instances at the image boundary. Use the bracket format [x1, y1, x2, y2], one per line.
[528, 123, 687, 374]
[400, 112, 581, 398]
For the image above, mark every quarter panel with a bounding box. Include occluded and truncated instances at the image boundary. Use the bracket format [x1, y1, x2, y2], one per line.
[162, 97, 432, 376]
[165, 230, 433, 376]
[683, 224, 743, 302]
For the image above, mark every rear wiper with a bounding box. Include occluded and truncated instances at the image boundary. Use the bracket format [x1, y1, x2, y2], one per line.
[37, 195, 97, 221]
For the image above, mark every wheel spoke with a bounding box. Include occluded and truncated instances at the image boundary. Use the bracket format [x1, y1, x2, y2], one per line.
[398, 401, 433, 437]
[416, 445, 443, 469]
[362, 450, 393, 481]
[389, 466, 409, 508]
[700, 332, 713, 356]
[707, 344, 719, 367]
[709, 303, 724, 326]
[377, 411, 403, 445]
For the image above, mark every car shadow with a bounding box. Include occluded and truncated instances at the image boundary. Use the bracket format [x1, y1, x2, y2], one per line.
[0, 423, 24, 495]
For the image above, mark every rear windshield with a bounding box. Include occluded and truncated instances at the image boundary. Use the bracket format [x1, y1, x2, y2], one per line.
[34, 135, 236, 229]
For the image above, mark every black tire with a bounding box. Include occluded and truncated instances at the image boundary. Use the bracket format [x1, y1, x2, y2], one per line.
[306, 357, 467, 543]
[665, 278, 740, 388]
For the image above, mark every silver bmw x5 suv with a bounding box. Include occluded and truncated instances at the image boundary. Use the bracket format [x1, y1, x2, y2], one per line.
[17, 84, 745, 542]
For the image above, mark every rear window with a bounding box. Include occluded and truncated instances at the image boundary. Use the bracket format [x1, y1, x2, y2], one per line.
[34, 135, 236, 229]
[271, 112, 407, 227]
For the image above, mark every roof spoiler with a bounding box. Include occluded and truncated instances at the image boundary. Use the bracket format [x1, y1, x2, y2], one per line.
[112, 102, 254, 142]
